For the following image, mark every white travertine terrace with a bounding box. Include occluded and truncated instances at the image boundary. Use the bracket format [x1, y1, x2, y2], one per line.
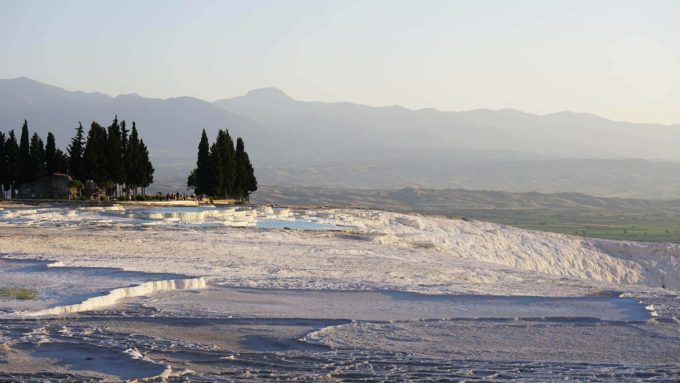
[21, 277, 207, 317]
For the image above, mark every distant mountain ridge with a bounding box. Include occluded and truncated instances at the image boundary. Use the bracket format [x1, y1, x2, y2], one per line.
[216, 87, 680, 161]
[0, 77, 261, 151]
[2, 77, 680, 198]
[254, 185, 680, 210]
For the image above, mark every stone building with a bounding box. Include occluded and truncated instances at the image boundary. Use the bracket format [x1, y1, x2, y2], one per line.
[17, 174, 74, 199]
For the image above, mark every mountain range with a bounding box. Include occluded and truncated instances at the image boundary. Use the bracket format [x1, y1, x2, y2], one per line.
[256, 185, 680, 211]
[1, 77, 680, 199]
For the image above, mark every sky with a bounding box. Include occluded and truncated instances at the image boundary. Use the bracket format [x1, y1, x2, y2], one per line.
[1, 0, 680, 124]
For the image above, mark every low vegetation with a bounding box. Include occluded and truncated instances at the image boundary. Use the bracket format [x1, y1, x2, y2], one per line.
[447, 208, 680, 243]
[0, 287, 38, 300]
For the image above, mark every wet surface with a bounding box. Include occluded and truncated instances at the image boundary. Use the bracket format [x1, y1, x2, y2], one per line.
[0, 258, 186, 313]
[144, 285, 653, 321]
[2, 290, 679, 381]
[1, 313, 680, 382]
[29, 342, 167, 379]
[2, 261, 677, 381]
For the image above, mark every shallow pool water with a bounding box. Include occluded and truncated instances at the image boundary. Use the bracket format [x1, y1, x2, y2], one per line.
[0, 205, 351, 231]
[256, 219, 349, 230]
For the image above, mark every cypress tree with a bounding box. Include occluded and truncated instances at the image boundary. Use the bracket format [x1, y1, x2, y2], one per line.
[244, 161, 257, 197]
[83, 122, 109, 185]
[125, 123, 141, 194]
[190, 129, 239, 198]
[67, 123, 85, 181]
[106, 117, 125, 195]
[120, 120, 129, 150]
[5, 130, 19, 196]
[0, 132, 6, 196]
[209, 132, 225, 198]
[120, 120, 129, 195]
[29, 132, 46, 181]
[221, 130, 236, 198]
[18, 120, 31, 183]
[193, 130, 212, 196]
[187, 169, 197, 189]
[45, 132, 57, 175]
[245, 152, 257, 197]
[234, 137, 246, 199]
[138, 138, 154, 195]
[53, 149, 69, 174]
[234, 137, 257, 200]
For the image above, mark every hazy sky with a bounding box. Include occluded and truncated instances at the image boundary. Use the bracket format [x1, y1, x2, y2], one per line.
[1, 0, 680, 124]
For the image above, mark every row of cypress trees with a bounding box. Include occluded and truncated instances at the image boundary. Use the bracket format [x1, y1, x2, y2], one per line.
[188, 129, 257, 200]
[0, 117, 154, 198]
[68, 117, 154, 196]
[0, 121, 69, 197]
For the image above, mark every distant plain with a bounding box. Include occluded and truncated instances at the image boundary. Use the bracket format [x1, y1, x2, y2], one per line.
[255, 186, 680, 243]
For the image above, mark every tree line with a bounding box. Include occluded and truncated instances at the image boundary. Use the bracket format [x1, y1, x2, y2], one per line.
[188, 129, 257, 200]
[0, 117, 154, 198]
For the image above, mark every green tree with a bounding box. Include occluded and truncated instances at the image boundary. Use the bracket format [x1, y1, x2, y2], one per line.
[138, 138, 154, 195]
[120, 120, 129, 195]
[67, 123, 85, 181]
[5, 130, 20, 197]
[45, 132, 58, 174]
[106, 117, 125, 196]
[70, 179, 84, 198]
[187, 168, 197, 189]
[124, 122, 141, 194]
[120, 120, 129, 150]
[223, 130, 237, 197]
[0, 132, 7, 197]
[218, 129, 236, 198]
[18, 120, 31, 183]
[120, 122, 154, 196]
[192, 130, 213, 196]
[234, 137, 257, 200]
[209, 133, 225, 198]
[52, 149, 69, 174]
[83, 122, 109, 185]
[207, 129, 237, 199]
[29, 132, 46, 180]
